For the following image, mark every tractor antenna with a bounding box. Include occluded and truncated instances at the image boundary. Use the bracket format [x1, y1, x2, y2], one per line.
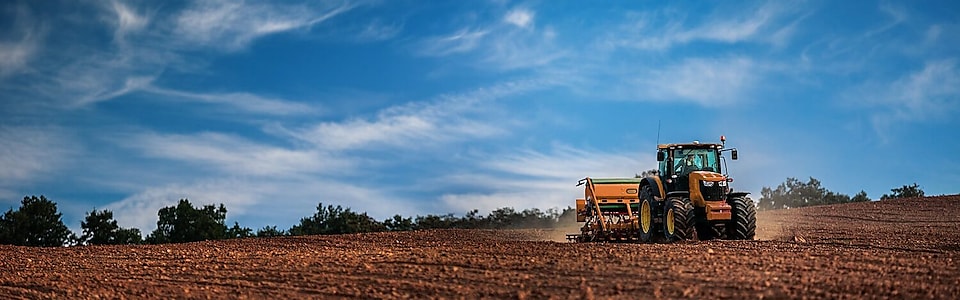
[656, 120, 661, 146]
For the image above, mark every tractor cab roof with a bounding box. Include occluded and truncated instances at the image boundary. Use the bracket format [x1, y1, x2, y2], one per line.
[657, 141, 723, 150]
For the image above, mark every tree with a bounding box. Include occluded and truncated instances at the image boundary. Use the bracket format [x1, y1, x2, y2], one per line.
[227, 222, 253, 239]
[0, 195, 71, 247]
[145, 199, 229, 244]
[757, 177, 855, 210]
[289, 203, 386, 235]
[80, 209, 142, 245]
[256, 226, 286, 237]
[881, 183, 925, 200]
[851, 190, 870, 202]
[384, 215, 414, 231]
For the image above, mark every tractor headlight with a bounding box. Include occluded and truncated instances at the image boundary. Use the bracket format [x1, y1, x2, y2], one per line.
[702, 181, 715, 187]
[718, 181, 727, 187]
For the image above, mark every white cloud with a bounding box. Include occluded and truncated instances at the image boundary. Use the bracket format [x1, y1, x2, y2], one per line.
[608, 2, 799, 51]
[173, 0, 356, 51]
[864, 3, 907, 38]
[355, 19, 402, 42]
[104, 179, 263, 232]
[0, 4, 40, 78]
[504, 8, 534, 28]
[634, 57, 758, 105]
[49, 54, 162, 106]
[417, 11, 564, 70]
[859, 59, 960, 135]
[20, 1, 358, 108]
[143, 85, 319, 116]
[0, 126, 74, 190]
[126, 131, 348, 177]
[107, 0, 149, 44]
[438, 145, 655, 215]
[280, 79, 550, 151]
[418, 28, 490, 56]
[0, 36, 36, 78]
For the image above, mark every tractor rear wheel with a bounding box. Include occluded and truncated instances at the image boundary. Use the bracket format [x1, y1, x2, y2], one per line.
[663, 197, 695, 242]
[638, 193, 654, 242]
[727, 196, 757, 240]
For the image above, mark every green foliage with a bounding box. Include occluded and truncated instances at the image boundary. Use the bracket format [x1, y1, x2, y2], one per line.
[286, 202, 576, 235]
[757, 177, 859, 210]
[80, 209, 142, 245]
[227, 222, 254, 239]
[288, 203, 386, 236]
[413, 213, 459, 230]
[0, 195, 71, 247]
[114, 228, 143, 244]
[880, 183, 925, 200]
[145, 199, 229, 244]
[256, 225, 286, 237]
[851, 190, 870, 202]
[384, 214, 414, 231]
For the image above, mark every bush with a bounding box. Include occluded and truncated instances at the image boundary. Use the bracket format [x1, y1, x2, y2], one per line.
[880, 183, 924, 200]
[0, 196, 72, 247]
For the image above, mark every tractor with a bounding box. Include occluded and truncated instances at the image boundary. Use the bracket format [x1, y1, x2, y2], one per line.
[569, 136, 756, 242]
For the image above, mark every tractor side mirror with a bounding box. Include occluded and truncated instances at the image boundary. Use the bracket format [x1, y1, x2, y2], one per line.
[731, 149, 738, 160]
[657, 151, 665, 161]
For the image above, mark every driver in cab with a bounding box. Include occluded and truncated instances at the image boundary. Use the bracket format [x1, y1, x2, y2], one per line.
[677, 154, 701, 175]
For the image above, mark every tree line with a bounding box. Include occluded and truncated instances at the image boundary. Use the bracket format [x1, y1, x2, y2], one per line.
[0, 180, 928, 247]
[756, 178, 925, 210]
[0, 196, 575, 247]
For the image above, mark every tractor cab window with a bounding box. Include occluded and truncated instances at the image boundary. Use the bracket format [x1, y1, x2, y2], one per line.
[672, 148, 720, 175]
[658, 150, 668, 177]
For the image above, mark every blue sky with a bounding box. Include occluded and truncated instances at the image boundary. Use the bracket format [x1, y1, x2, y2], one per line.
[1, 0, 958, 233]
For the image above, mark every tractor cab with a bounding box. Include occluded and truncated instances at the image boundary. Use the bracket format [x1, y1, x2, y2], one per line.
[656, 140, 737, 195]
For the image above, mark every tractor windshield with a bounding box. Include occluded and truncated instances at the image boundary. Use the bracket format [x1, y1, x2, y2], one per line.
[673, 148, 720, 175]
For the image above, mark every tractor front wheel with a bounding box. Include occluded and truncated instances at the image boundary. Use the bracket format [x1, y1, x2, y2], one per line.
[663, 197, 695, 242]
[727, 196, 757, 240]
[638, 193, 654, 242]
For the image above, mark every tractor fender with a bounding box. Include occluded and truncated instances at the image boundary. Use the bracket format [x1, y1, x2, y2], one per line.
[727, 191, 751, 199]
[666, 191, 690, 199]
[639, 177, 665, 200]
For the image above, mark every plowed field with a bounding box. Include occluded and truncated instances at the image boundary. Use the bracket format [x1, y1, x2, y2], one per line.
[2, 196, 959, 299]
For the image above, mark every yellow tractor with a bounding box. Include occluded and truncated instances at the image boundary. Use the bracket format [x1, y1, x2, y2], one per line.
[569, 136, 756, 242]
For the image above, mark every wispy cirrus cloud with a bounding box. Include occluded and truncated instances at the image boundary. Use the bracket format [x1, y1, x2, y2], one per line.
[606, 2, 802, 51]
[0, 126, 75, 200]
[0, 4, 41, 79]
[354, 19, 403, 42]
[279, 79, 551, 151]
[105, 0, 149, 44]
[504, 8, 534, 29]
[143, 85, 319, 116]
[172, 0, 358, 51]
[864, 2, 907, 38]
[125, 131, 346, 177]
[632, 57, 759, 105]
[439, 145, 655, 214]
[0, 35, 37, 78]
[14, 0, 359, 108]
[417, 28, 490, 56]
[851, 59, 960, 139]
[417, 7, 565, 70]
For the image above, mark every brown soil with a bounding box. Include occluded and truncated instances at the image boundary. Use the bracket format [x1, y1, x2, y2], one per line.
[2, 196, 959, 299]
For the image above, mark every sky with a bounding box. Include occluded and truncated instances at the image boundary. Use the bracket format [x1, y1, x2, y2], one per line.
[1, 0, 958, 233]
